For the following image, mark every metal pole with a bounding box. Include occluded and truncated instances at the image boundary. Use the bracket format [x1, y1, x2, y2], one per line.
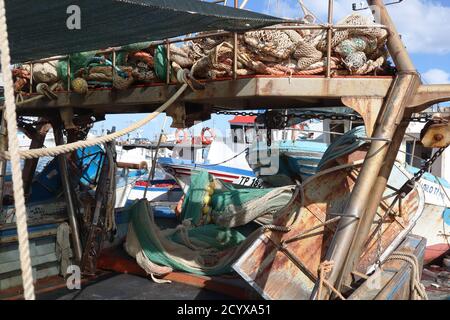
[411, 138, 416, 166]
[166, 40, 171, 85]
[337, 113, 412, 288]
[67, 55, 71, 92]
[313, 0, 421, 298]
[112, 50, 116, 84]
[316, 74, 420, 300]
[0, 112, 7, 212]
[233, 0, 238, 80]
[368, 0, 416, 72]
[29, 63, 33, 94]
[53, 122, 82, 263]
[326, 0, 334, 78]
[143, 116, 168, 199]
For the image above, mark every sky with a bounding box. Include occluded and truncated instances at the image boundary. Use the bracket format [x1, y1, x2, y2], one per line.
[94, 0, 450, 140]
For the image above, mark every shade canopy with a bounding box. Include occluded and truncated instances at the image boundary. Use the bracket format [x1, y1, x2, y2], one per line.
[5, 0, 285, 63]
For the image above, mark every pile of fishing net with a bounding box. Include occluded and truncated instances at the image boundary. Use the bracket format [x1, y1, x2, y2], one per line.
[186, 13, 390, 79]
[11, 42, 165, 94]
[11, 13, 390, 95]
[124, 170, 297, 278]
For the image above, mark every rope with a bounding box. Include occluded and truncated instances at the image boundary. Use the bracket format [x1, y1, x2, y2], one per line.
[384, 251, 428, 300]
[193, 147, 248, 167]
[261, 183, 305, 233]
[0, 0, 35, 299]
[0, 83, 188, 160]
[315, 260, 346, 300]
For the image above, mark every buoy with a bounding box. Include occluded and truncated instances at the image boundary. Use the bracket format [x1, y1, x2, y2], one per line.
[72, 77, 88, 94]
[206, 186, 214, 196]
[203, 194, 211, 205]
[201, 127, 215, 145]
[202, 206, 211, 216]
[175, 129, 190, 144]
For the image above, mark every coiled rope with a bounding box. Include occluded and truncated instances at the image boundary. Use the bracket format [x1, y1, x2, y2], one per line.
[384, 251, 428, 300]
[0, 0, 35, 299]
[0, 83, 188, 160]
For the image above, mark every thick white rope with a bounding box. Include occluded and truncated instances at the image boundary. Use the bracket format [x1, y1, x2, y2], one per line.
[0, 84, 188, 160]
[0, 0, 35, 299]
[385, 251, 428, 300]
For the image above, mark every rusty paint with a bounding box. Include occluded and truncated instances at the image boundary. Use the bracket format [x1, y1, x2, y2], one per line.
[409, 84, 450, 112]
[234, 146, 423, 300]
[342, 97, 384, 137]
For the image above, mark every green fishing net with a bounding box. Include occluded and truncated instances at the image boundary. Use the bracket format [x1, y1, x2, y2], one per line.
[180, 170, 212, 225]
[57, 51, 97, 87]
[129, 200, 246, 275]
[170, 224, 246, 251]
[128, 170, 294, 275]
[154, 45, 171, 81]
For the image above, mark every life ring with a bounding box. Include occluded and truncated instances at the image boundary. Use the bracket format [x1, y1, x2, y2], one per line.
[201, 127, 215, 145]
[291, 123, 307, 140]
[175, 129, 190, 144]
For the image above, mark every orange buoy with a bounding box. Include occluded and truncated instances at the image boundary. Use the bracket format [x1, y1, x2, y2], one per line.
[175, 129, 190, 144]
[201, 127, 215, 145]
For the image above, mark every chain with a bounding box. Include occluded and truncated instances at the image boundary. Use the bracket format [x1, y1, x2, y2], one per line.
[376, 215, 384, 267]
[214, 111, 260, 117]
[411, 147, 447, 182]
[395, 146, 448, 202]
[214, 110, 434, 147]
[373, 147, 447, 267]
[213, 110, 434, 124]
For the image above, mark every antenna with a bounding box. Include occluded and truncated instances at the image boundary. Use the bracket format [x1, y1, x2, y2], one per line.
[352, 0, 404, 11]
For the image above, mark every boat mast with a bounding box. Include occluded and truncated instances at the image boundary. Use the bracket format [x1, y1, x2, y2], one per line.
[314, 0, 421, 299]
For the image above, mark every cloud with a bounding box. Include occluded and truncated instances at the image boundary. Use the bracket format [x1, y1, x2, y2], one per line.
[263, 0, 302, 19]
[387, 0, 450, 54]
[422, 68, 450, 84]
[264, 0, 450, 54]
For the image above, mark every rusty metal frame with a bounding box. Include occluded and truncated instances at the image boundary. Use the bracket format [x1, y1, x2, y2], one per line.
[314, 0, 436, 299]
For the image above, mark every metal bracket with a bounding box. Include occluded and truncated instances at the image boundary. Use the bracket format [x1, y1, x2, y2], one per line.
[352, 0, 403, 11]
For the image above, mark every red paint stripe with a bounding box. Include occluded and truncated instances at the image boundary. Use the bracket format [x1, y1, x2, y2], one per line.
[175, 171, 234, 183]
[207, 172, 240, 179]
[173, 166, 240, 180]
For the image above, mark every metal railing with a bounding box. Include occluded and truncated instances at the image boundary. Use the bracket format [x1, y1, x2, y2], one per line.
[18, 0, 390, 95]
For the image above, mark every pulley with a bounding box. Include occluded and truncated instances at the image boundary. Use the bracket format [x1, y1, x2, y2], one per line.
[420, 116, 450, 148]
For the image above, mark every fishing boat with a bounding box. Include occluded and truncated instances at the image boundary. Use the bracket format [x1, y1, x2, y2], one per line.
[1, 0, 450, 301]
[158, 139, 260, 188]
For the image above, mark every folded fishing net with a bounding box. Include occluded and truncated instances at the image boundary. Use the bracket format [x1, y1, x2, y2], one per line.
[318, 126, 369, 171]
[125, 170, 296, 276]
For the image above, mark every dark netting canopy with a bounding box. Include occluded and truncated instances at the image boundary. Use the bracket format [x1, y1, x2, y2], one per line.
[5, 0, 285, 63]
